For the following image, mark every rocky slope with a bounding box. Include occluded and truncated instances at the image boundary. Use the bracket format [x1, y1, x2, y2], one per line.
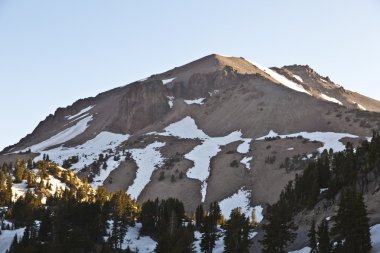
[1, 54, 380, 251]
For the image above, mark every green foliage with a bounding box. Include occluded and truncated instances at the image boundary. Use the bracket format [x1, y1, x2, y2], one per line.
[260, 199, 297, 253]
[223, 208, 252, 253]
[331, 187, 372, 253]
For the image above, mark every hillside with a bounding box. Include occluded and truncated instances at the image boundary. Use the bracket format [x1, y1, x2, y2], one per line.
[1, 54, 380, 252]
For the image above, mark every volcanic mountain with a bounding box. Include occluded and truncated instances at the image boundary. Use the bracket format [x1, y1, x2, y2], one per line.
[2, 54, 380, 251]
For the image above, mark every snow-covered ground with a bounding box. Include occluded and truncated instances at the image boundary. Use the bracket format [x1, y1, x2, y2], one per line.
[246, 59, 310, 95]
[240, 156, 252, 170]
[154, 116, 251, 202]
[289, 224, 380, 253]
[372, 224, 380, 253]
[293, 75, 303, 83]
[218, 187, 262, 223]
[0, 227, 25, 253]
[90, 152, 127, 189]
[19, 115, 93, 153]
[12, 181, 29, 201]
[167, 96, 174, 108]
[65, 105, 94, 121]
[34, 131, 130, 173]
[121, 223, 157, 253]
[320, 93, 343, 105]
[184, 98, 206, 105]
[127, 142, 166, 200]
[257, 130, 358, 153]
[162, 78, 176, 85]
[194, 230, 225, 253]
[105, 221, 156, 253]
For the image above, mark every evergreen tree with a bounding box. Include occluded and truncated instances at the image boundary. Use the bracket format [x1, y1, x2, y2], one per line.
[308, 220, 317, 253]
[195, 204, 204, 229]
[223, 208, 252, 253]
[260, 200, 297, 253]
[317, 219, 331, 253]
[331, 187, 371, 253]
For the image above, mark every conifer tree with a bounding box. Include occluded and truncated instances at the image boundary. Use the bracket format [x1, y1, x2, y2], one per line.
[331, 187, 371, 253]
[308, 220, 317, 253]
[223, 208, 252, 253]
[260, 198, 297, 253]
[317, 219, 331, 253]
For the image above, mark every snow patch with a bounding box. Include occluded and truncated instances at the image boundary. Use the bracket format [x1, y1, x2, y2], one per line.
[194, 229, 225, 253]
[240, 157, 252, 170]
[127, 142, 165, 200]
[289, 247, 311, 253]
[162, 78, 176, 85]
[184, 98, 206, 105]
[66, 106, 94, 120]
[167, 96, 174, 108]
[122, 223, 157, 253]
[33, 131, 130, 174]
[0, 227, 25, 253]
[320, 93, 343, 105]
[293, 74, 303, 83]
[287, 147, 295, 151]
[219, 188, 261, 222]
[154, 116, 251, 202]
[12, 181, 29, 201]
[257, 130, 358, 153]
[21, 115, 93, 153]
[247, 59, 310, 95]
[371, 224, 380, 253]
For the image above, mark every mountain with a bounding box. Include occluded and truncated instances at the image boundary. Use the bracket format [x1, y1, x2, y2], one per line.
[1, 54, 380, 252]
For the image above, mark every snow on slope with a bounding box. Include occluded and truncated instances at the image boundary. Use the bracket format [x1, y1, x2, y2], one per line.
[194, 230, 224, 253]
[246, 59, 310, 95]
[219, 187, 262, 222]
[20, 115, 93, 153]
[240, 156, 252, 170]
[34, 131, 130, 173]
[12, 181, 28, 201]
[127, 142, 166, 200]
[162, 77, 176, 85]
[184, 98, 206, 105]
[372, 224, 380, 253]
[257, 130, 358, 153]
[90, 151, 127, 189]
[154, 116, 252, 202]
[293, 74, 303, 83]
[0, 227, 25, 253]
[105, 221, 156, 253]
[289, 224, 380, 253]
[121, 223, 157, 253]
[65, 106, 94, 120]
[167, 96, 174, 108]
[320, 93, 343, 105]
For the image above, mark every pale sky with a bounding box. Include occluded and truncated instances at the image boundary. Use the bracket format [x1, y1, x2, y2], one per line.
[0, 0, 379, 150]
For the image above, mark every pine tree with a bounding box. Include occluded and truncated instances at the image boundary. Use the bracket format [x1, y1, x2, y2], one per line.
[195, 204, 204, 229]
[260, 200, 296, 253]
[308, 220, 317, 253]
[331, 187, 372, 253]
[200, 214, 219, 253]
[223, 208, 252, 253]
[317, 219, 331, 253]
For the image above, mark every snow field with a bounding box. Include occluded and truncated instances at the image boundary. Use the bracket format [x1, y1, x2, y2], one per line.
[20, 115, 93, 153]
[257, 130, 358, 153]
[184, 98, 206, 105]
[127, 142, 166, 200]
[154, 116, 252, 202]
[218, 187, 263, 223]
[320, 93, 343, 105]
[246, 59, 310, 95]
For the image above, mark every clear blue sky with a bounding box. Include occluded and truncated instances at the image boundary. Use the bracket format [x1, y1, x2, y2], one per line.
[0, 0, 379, 150]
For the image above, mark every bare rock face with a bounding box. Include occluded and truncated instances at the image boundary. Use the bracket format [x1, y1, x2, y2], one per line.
[2, 54, 380, 251]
